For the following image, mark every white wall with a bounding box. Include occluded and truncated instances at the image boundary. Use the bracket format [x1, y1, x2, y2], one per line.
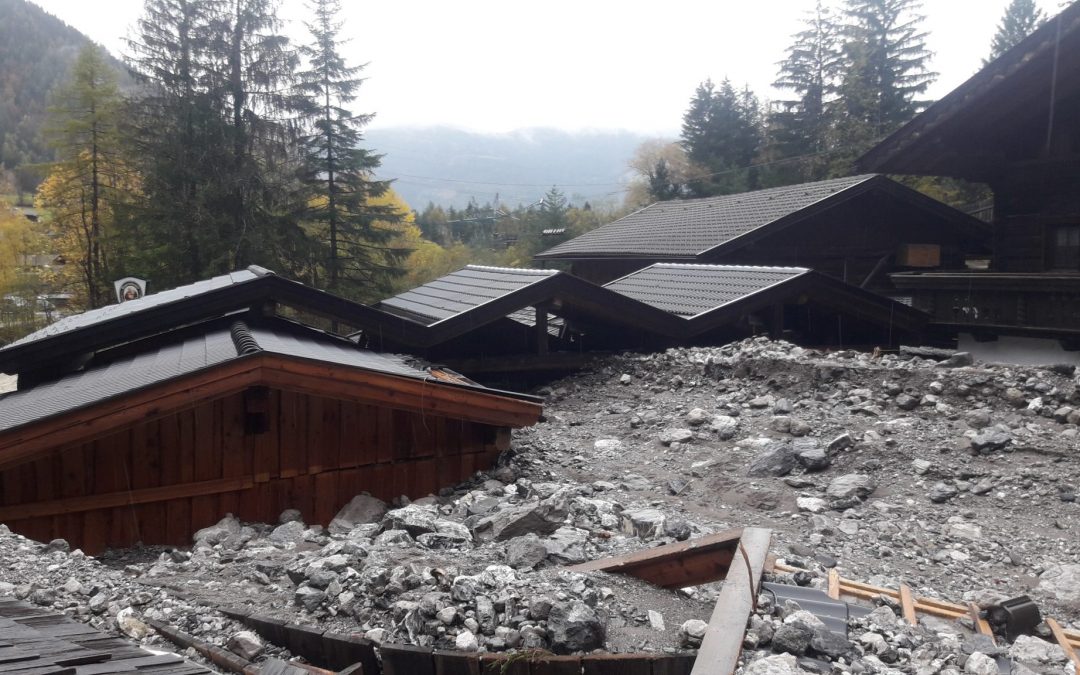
[958, 334, 1080, 366]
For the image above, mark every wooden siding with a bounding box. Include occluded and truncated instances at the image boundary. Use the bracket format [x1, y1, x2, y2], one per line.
[0, 388, 510, 553]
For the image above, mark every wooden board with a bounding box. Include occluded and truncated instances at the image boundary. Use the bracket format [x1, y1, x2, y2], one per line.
[568, 528, 743, 588]
[690, 528, 772, 675]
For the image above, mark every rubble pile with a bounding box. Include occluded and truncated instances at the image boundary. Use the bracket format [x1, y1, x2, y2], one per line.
[1, 338, 1079, 673]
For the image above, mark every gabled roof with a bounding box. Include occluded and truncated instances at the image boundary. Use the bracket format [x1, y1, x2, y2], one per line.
[379, 266, 559, 324]
[0, 265, 423, 376]
[602, 263, 928, 338]
[605, 264, 810, 318]
[0, 316, 542, 469]
[858, 3, 1080, 178]
[534, 176, 878, 260]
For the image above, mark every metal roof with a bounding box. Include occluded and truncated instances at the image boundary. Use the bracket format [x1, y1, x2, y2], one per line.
[2, 266, 270, 351]
[378, 265, 559, 324]
[604, 264, 810, 318]
[0, 320, 450, 434]
[535, 175, 877, 259]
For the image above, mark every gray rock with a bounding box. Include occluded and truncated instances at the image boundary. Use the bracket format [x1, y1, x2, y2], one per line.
[547, 600, 605, 654]
[269, 520, 305, 545]
[967, 410, 992, 429]
[278, 508, 303, 524]
[772, 622, 813, 655]
[929, 482, 959, 503]
[1038, 564, 1080, 603]
[679, 619, 708, 648]
[329, 494, 388, 534]
[1008, 635, 1069, 665]
[44, 539, 70, 554]
[294, 585, 325, 612]
[686, 408, 711, 426]
[506, 534, 548, 570]
[795, 444, 830, 472]
[227, 631, 264, 660]
[116, 608, 151, 640]
[620, 509, 666, 540]
[964, 652, 997, 675]
[472, 496, 568, 541]
[542, 526, 589, 564]
[826, 474, 875, 502]
[664, 516, 692, 541]
[659, 428, 694, 446]
[381, 505, 438, 537]
[455, 629, 479, 651]
[810, 628, 851, 658]
[937, 352, 974, 368]
[896, 394, 919, 410]
[193, 514, 241, 546]
[748, 443, 796, 477]
[827, 432, 854, 452]
[711, 415, 739, 440]
[970, 430, 1011, 454]
[743, 654, 801, 675]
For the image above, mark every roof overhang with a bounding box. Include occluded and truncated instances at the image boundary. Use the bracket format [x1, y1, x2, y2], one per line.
[0, 351, 543, 472]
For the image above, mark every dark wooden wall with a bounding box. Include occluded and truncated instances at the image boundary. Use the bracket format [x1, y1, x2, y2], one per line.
[0, 389, 508, 553]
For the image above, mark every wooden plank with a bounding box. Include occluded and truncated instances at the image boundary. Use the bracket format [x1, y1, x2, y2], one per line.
[221, 394, 247, 479]
[252, 389, 280, 483]
[967, 603, 994, 643]
[899, 585, 918, 626]
[306, 397, 326, 474]
[0, 477, 254, 522]
[1047, 618, 1080, 675]
[278, 391, 303, 479]
[568, 529, 744, 589]
[280, 624, 325, 667]
[582, 653, 653, 675]
[690, 527, 772, 675]
[320, 633, 378, 673]
[432, 649, 480, 675]
[651, 654, 696, 675]
[827, 569, 840, 601]
[380, 644, 434, 675]
[524, 654, 582, 675]
[478, 654, 527, 675]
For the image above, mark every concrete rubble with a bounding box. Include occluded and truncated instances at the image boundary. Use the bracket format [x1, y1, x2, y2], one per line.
[0, 337, 1078, 673]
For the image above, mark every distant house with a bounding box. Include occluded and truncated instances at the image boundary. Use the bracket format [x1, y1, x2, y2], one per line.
[859, 3, 1080, 358]
[0, 267, 541, 552]
[533, 175, 988, 293]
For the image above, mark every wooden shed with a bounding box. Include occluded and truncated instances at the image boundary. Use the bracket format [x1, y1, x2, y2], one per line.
[0, 272, 542, 553]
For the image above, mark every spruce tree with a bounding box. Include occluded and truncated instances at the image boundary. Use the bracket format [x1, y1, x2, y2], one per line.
[839, 0, 936, 141]
[771, 0, 844, 176]
[987, 0, 1045, 63]
[43, 44, 125, 307]
[296, 0, 404, 298]
[680, 78, 762, 197]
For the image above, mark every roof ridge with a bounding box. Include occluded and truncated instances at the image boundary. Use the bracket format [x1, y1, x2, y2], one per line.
[649, 263, 810, 273]
[464, 264, 559, 275]
[646, 174, 878, 208]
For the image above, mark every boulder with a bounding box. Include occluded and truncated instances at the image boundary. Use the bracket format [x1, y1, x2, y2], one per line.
[826, 474, 875, 502]
[679, 619, 708, 648]
[472, 496, 568, 541]
[747, 444, 796, 477]
[329, 494, 387, 534]
[193, 514, 241, 546]
[711, 414, 739, 440]
[1038, 564, 1080, 603]
[547, 600, 605, 654]
[620, 509, 666, 539]
[659, 428, 694, 446]
[227, 631, 264, 660]
[743, 654, 801, 675]
[506, 534, 548, 570]
[542, 526, 589, 564]
[381, 505, 438, 537]
[771, 622, 813, 655]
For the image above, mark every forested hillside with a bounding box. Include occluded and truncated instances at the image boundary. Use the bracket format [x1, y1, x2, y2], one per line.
[0, 0, 119, 178]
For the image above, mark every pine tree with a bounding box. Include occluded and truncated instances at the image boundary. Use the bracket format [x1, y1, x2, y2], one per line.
[771, 0, 844, 176]
[42, 44, 125, 308]
[296, 0, 405, 298]
[988, 0, 1045, 63]
[537, 186, 569, 231]
[680, 78, 763, 197]
[839, 0, 936, 141]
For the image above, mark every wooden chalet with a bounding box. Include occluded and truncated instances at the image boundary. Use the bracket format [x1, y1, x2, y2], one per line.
[533, 175, 988, 290]
[0, 268, 542, 553]
[859, 3, 1080, 356]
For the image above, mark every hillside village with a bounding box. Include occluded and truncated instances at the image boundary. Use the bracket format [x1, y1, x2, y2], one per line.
[2, 1, 1080, 675]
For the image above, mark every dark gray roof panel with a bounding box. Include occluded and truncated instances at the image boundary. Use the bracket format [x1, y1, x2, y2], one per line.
[604, 264, 809, 317]
[2, 267, 270, 351]
[536, 175, 876, 259]
[0, 328, 239, 432]
[0, 322, 435, 434]
[379, 266, 558, 324]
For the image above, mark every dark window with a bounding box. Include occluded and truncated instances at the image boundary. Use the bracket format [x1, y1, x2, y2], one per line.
[1049, 225, 1080, 270]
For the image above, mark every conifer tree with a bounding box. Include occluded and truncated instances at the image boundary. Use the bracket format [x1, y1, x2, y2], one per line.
[839, 0, 936, 141]
[771, 0, 844, 175]
[987, 0, 1045, 63]
[296, 0, 404, 298]
[680, 78, 762, 197]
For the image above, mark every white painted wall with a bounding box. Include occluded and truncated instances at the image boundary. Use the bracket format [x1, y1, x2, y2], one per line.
[958, 334, 1080, 366]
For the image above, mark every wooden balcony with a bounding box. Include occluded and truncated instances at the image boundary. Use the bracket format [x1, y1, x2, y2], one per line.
[890, 272, 1080, 338]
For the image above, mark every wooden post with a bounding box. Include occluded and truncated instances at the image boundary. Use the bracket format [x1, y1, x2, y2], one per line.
[1047, 618, 1080, 675]
[968, 603, 994, 643]
[899, 584, 918, 626]
[827, 569, 840, 600]
[690, 527, 772, 675]
[535, 306, 549, 355]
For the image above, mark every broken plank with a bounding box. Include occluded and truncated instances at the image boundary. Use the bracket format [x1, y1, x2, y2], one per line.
[690, 527, 771, 675]
[967, 603, 994, 644]
[826, 569, 840, 601]
[1047, 618, 1080, 675]
[567, 528, 744, 589]
[899, 585, 917, 626]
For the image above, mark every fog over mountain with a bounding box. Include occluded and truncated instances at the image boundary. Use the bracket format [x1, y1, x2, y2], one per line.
[365, 126, 656, 210]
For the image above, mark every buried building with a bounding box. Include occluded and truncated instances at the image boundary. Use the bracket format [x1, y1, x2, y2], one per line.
[0, 268, 541, 553]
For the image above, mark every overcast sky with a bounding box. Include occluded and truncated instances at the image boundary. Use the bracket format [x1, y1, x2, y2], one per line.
[31, 0, 1059, 135]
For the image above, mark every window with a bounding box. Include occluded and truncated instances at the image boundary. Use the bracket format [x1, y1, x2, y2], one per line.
[1049, 225, 1080, 271]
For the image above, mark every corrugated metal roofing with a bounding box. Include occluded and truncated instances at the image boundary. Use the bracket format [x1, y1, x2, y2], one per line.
[2, 267, 269, 351]
[0, 321, 433, 434]
[604, 264, 809, 318]
[535, 175, 876, 259]
[379, 265, 558, 324]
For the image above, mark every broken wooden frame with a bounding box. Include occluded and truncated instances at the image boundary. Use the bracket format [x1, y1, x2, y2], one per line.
[777, 560, 1080, 675]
